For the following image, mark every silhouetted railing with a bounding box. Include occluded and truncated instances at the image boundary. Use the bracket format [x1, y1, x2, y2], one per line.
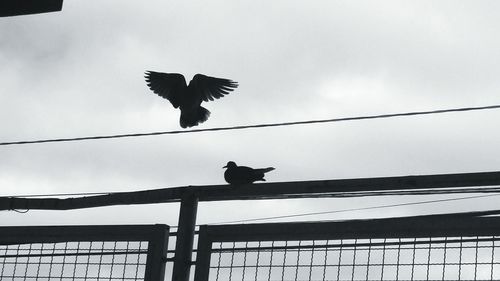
[194, 215, 500, 281]
[0, 225, 169, 281]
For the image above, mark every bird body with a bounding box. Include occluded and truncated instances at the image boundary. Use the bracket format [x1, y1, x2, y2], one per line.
[145, 71, 238, 128]
[223, 161, 275, 185]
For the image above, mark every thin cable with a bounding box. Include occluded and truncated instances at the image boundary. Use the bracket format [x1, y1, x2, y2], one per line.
[3, 185, 500, 213]
[207, 193, 500, 225]
[12, 209, 29, 213]
[1, 104, 500, 146]
[317, 186, 500, 197]
[6, 186, 500, 200]
[5, 191, 112, 198]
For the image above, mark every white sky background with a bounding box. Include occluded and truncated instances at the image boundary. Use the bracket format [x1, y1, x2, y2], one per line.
[1, 0, 500, 226]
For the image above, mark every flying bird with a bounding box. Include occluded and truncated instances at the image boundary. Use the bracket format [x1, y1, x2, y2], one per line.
[145, 71, 238, 128]
[223, 161, 275, 185]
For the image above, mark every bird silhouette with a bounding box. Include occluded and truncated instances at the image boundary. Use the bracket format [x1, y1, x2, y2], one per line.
[223, 161, 275, 185]
[145, 71, 238, 128]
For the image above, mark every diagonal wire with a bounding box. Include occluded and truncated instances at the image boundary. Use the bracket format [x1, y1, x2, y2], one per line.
[207, 193, 500, 224]
[1, 104, 500, 146]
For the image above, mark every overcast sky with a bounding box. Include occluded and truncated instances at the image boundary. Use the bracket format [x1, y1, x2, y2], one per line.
[1, 0, 500, 226]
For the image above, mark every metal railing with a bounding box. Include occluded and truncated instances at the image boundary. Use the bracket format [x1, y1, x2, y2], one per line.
[194, 215, 500, 281]
[0, 225, 169, 281]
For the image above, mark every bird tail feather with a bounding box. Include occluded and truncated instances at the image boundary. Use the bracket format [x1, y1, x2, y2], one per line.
[180, 107, 211, 128]
[260, 167, 275, 173]
[197, 106, 211, 124]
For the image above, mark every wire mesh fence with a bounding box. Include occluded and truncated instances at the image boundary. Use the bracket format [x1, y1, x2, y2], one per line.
[194, 215, 500, 281]
[0, 241, 148, 280]
[0, 225, 169, 281]
[208, 236, 500, 281]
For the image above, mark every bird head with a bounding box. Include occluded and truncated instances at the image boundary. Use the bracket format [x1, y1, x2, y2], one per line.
[223, 161, 237, 169]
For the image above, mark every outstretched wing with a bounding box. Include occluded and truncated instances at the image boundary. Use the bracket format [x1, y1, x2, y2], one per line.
[188, 74, 238, 102]
[144, 71, 187, 108]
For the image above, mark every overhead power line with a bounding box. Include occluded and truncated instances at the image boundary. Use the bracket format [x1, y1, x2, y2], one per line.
[1, 103, 500, 146]
[5, 185, 500, 201]
[208, 193, 500, 224]
[2, 171, 500, 211]
[8, 190, 500, 228]
[6, 191, 112, 198]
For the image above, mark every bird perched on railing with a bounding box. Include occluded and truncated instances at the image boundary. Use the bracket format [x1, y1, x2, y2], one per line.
[145, 71, 238, 128]
[223, 161, 275, 185]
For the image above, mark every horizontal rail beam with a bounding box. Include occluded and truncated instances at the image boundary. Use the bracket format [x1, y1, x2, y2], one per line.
[201, 214, 500, 241]
[1, 170, 500, 211]
[0, 224, 169, 244]
[0, 0, 63, 17]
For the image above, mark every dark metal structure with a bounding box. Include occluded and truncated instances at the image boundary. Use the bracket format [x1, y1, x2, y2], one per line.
[194, 215, 500, 281]
[0, 224, 169, 281]
[0, 0, 63, 17]
[3, 170, 500, 211]
[172, 192, 199, 281]
[3, 171, 500, 280]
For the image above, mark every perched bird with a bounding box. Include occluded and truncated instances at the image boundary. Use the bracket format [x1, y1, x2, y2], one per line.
[145, 71, 238, 128]
[223, 161, 275, 185]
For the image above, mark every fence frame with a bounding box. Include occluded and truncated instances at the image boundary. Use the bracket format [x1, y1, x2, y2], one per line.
[193, 214, 500, 281]
[0, 224, 169, 281]
[4, 170, 500, 281]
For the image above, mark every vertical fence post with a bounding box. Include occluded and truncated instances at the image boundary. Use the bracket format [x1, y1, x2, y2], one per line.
[173, 191, 199, 281]
[145, 225, 170, 281]
[193, 225, 212, 281]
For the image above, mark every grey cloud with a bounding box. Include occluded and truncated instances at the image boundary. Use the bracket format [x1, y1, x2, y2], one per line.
[1, 1, 500, 226]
